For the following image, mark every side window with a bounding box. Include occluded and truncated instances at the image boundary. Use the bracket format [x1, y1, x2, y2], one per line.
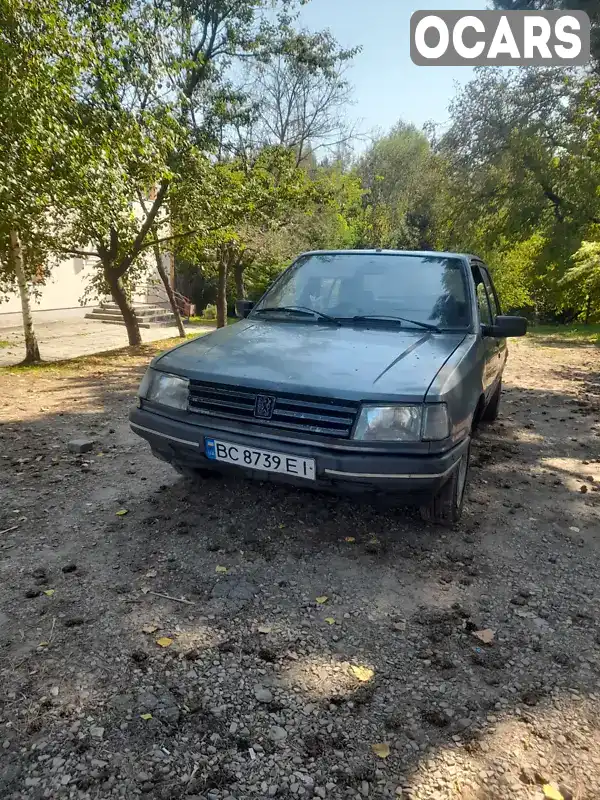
[476, 281, 492, 326]
[480, 268, 501, 318]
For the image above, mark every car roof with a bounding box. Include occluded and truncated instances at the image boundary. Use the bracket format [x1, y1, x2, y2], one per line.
[297, 249, 480, 261]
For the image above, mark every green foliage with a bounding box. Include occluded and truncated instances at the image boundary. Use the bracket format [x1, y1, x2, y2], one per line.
[354, 122, 444, 251]
[0, 0, 85, 295]
[439, 68, 600, 320]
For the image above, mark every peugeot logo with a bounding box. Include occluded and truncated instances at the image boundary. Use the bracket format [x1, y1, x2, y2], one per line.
[254, 394, 276, 420]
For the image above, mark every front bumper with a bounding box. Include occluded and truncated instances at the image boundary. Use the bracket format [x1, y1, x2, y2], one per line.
[129, 407, 469, 497]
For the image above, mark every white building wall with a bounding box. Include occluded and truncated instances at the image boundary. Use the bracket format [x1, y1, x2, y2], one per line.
[0, 256, 97, 315]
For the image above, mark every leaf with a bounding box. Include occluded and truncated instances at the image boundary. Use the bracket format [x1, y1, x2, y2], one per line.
[315, 596, 328, 604]
[215, 565, 228, 573]
[43, 589, 55, 597]
[543, 786, 564, 800]
[371, 742, 390, 759]
[350, 665, 374, 682]
[324, 617, 335, 625]
[140, 713, 153, 721]
[344, 537, 356, 543]
[116, 509, 128, 517]
[473, 629, 495, 644]
[258, 625, 272, 634]
[156, 637, 173, 648]
[142, 624, 158, 634]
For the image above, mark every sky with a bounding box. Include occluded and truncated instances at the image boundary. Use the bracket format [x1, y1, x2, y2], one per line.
[298, 0, 490, 139]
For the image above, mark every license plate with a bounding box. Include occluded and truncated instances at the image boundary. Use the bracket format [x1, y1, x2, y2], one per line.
[204, 438, 316, 481]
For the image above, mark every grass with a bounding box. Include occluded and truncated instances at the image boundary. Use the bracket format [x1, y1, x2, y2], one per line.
[528, 323, 600, 346]
[187, 315, 237, 326]
[0, 331, 206, 376]
[0, 339, 11, 349]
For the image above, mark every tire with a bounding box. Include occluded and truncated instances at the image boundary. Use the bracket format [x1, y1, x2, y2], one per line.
[419, 438, 471, 527]
[481, 380, 501, 423]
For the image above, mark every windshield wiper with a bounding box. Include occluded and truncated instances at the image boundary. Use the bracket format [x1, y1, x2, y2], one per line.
[346, 315, 441, 333]
[253, 306, 342, 327]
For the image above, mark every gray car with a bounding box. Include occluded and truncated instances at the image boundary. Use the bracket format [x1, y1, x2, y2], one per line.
[130, 250, 527, 525]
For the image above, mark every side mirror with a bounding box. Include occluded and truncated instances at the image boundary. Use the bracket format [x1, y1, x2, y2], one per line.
[235, 299, 255, 319]
[483, 315, 528, 338]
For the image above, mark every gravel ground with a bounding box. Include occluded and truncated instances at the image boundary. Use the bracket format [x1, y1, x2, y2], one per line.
[0, 337, 599, 800]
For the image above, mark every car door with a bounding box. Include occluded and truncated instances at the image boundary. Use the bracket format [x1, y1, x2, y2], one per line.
[480, 266, 506, 383]
[472, 265, 498, 398]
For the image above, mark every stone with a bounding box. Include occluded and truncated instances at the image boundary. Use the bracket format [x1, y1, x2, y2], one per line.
[254, 686, 273, 704]
[68, 438, 95, 454]
[90, 726, 104, 739]
[269, 725, 288, 742]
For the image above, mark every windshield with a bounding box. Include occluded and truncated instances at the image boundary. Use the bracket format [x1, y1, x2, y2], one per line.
[252, 253, 471, 330]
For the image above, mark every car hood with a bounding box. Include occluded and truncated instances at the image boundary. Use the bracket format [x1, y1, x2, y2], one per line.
[155, 320, 466, 401]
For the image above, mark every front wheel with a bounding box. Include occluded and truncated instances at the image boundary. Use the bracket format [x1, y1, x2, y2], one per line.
[419, 439, 471, 527]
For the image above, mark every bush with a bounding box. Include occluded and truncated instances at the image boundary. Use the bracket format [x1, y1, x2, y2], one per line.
[203, 303, 217, 320]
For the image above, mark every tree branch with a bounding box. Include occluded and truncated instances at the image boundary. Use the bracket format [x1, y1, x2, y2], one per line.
[116, 181, 170, 278]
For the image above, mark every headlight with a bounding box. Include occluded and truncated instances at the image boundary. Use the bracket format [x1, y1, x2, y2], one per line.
[353, 404, 449, 442]
[138, 369, 189, 411]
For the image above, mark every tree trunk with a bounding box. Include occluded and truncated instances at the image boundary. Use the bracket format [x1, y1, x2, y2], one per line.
[9, 229, 41, 364]
[234, 258, 245, 301]
[104, 267, 142, 346]
[152, 241, 185, 338]
[217, 248, 228, 329]
[584, 293, 592, 326]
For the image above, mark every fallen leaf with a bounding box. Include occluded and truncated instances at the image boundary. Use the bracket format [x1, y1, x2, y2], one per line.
[140, 586, 150, 594]
[145, 569, 157, 578]
[38, 641, 49, 647]
[258, 625, 272, 634]
[371, 742, 390, 759]
[142, 624, 158, 634]
[140, 713, 153, 721]
[324, 617, 335, 625]
[116, 509, 128, 517]
[43, 589, 55, 597]
[344, 537, 356, 543]
[215, 565, 228, 573]
[473, 628, 495, 644]
[315, 596, 328, 604]
[156, 637, 173, 648]
[543, 786, 564, 800]
[350, 665, 374, 682]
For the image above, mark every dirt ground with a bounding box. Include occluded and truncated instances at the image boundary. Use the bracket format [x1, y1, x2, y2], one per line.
[0, 336, 599, 800]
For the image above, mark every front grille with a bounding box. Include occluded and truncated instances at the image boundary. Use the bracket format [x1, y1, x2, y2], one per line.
[188, 380, 359, 439]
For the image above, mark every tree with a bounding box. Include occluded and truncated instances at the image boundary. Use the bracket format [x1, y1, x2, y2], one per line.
[355, 122, 443, 250]
[0, 0, 83, 363]
[493, 0, 600, 70]
[172, 146, 319, 327]
[59, 0, 357, 346]
[438, 67, 600, 317]
[561, 240, 600, 323]
[244, 43, 359, 166]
